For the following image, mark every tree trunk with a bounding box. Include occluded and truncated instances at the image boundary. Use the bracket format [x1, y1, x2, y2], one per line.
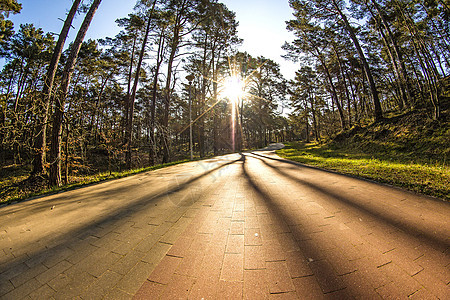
[332, 44, 352, 126]
[321, 58, 346, 130]
[32, 0, 81, 175]
[162, 25, 180, 163]
[49, 0, 102, 186]
[370, 0, 412, 108]
[125, 0, 157, 170]
[150, 27, 165, 165]
[333, 0, 382, 121]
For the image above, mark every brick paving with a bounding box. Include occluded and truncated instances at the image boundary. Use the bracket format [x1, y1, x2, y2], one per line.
[0, 149, 449, 299]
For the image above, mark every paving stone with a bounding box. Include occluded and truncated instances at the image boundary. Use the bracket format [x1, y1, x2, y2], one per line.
[147, 255, 182, 284]
[323, 248, 358, 276]
[27, 284, 56, 300]
[221, 253, 243, 281]
[265, 261, 295, 294]
[244, 245, 265, 270]
[188, 233, 211, 252]
[277, 233, 299, 252]
[411, 269, 450, 299]
[82, 270, 123, 298]
[0, 279, 14, 296]
[269, 291, 300, 299]
[230, 221, 245, 235]
[375, 281, 409, 299]
[407, 287, 439, 299]
[217, 280, 243, 299]
[244, 228, 262, 246]
[1, 278, 41, 299]
[90, 232, 121, 248]
[263, 240, 286, 262]
[353, 258, 392, 290]
[385, 249, 424, 276]
[226, 234, 244, 254]
[245, 216, 260, 229]
[46, 271, 70, 292]
[260, 225, 279, 241]
[0, 262, 29, 281]
[244, 269, 269, 299]
[340, 270, 381, 299]
[141, 242, 171, 265]
[413, 250, 450, 284]
[80, 250, 122, 278]
[232, 211, 245, 222]
[160, 220, 192, 245]
[133, 281, 165, 299]
[378, 262, 423, 297]
[116, 261, 155, 295]
[35, 260, 72, 284]
[354, 243, 392, 268]
[104, 287, 133, 300]
[188, 272, 220, 299]
[308, 260, 346, 294]
[110, 250, 144, 275]
[65, 241, 99, 264]
[166, 236, 194, 258]
[285, 251, 313, 278]
[297, 239, 327, 262]
[161, 274, 196, 299]
[174, 250, 204, 278]
[10, 262, 48, 288]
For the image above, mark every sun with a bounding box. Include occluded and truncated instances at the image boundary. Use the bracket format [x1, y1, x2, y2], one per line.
[223, 75, 245, 101]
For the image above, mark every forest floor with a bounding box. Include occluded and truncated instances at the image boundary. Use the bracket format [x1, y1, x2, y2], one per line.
[276, 109, 450, 201]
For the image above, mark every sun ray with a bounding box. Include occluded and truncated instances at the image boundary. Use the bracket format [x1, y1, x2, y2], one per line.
[178, 97, 223, 135]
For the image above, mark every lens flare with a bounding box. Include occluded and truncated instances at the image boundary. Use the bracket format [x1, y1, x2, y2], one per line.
[223, 76, 244, 102]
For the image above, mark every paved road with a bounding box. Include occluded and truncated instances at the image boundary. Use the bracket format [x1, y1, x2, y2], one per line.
[0, 149, 449, 299]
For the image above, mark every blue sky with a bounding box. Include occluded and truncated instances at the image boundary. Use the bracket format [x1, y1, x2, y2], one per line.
[9, 0, 298, 79]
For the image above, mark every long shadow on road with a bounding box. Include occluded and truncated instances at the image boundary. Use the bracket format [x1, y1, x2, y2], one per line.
[0, 157, 240, 296]
[240, 153, 353, 296]
[249, 152, 449, 252]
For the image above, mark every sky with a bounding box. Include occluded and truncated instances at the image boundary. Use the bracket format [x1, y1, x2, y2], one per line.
[8, 0, 299, 79]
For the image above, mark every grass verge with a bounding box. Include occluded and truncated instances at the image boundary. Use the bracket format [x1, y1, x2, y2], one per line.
[0, 160, 189, 205]
[276, 142, 449, 201]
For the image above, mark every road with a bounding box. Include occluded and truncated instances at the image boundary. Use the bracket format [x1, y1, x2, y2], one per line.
[0, 147, 449, 299]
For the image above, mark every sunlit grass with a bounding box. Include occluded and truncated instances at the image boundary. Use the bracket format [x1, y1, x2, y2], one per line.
[276, 142, 449, 201]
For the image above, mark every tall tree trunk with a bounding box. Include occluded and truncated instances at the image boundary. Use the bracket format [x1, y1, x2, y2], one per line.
[123, 33, 136, 142]
[320, 58, 346, 130]
[310, 92, 319, 141]
[125, 0, 157, 170]
[199, 33, 208, 158]
[162, 25, 181, 163]
[32, 0, 81, 175]
[150, 27, 165, 165]
[333, 0, 382, 121]
[49, 0, 102, 186]
[370, 0, 412, 108]
[332, 44, 352, 126]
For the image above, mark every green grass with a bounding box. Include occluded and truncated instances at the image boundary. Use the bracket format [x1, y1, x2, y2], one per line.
[0, 160, 189, 205]
[276, 142, 449, 201]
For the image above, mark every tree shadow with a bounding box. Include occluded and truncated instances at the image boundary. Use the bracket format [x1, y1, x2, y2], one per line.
[0, 157, 241, 294]
[239, 153, 353, 296]
[248, 152, 449, 251]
